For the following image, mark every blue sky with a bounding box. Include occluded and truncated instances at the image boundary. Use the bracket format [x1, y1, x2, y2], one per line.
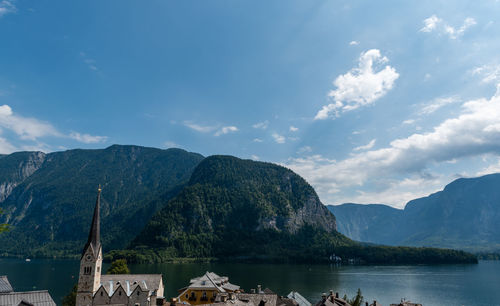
[1, 0, 500, 207]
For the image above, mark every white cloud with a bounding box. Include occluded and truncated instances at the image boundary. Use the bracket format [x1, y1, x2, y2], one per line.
[419, 96, 460, 115]
[0, 0, 16, 18]
[0, 105, 61, 140]
[80, 52, 99, 71]
[164, 141, 182, 149]
[289, 126, 299, 132]
[0, 136, 16, 154]
[252, 120, 269, 130]
[288, 85, 500, 206]
[420, 15, 476, 39]
[349, 40, 359, 46]
[214, 126, 238, 136]
[253, 138, 263, 143]
[0, 104, 108, 149]
[69, 132, 108, 144]
[353, 139, 376, 151]
[183, 121, 217, 133]
[403, 119, 416, 125]
[250, 155, 259, 160]
[420, 15, 441, 32]
[315, 49, 399, 120]
[472, 64, 500, 84]
[476, 158, 500, 176]
[272, 133, 286, 144]
[297, 146, 312, 154]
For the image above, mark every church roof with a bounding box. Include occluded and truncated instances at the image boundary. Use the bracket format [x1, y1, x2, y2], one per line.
[100, 274, 163, 297]
[0, 275, 14, 293]
[0, 290, 56, 306]
[82, 187, 101, 258]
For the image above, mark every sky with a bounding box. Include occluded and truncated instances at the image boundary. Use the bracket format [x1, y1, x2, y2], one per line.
[1, 0, 500, 208]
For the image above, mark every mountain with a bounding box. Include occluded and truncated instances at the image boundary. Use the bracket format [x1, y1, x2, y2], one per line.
[329, 173, 500, 252]
[127, 155, 343, 261]
[329, 203, 402, 244]
[0, 145, 204, 257]
[119, 155, 476, 264]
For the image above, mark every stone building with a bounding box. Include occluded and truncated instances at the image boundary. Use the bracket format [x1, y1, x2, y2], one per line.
[76, 188, 164, 306]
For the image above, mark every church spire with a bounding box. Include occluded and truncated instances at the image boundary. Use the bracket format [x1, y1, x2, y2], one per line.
[82, 185, 101, 257]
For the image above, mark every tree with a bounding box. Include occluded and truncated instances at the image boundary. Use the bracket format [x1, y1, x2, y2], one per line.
[0, 209, 9, 234]
[347, 288, 364, 306]
[107, 259, 130, 274]
[62, 284, 77, 306]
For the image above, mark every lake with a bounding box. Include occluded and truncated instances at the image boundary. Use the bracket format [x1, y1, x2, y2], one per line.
[1, 259, 499, 306]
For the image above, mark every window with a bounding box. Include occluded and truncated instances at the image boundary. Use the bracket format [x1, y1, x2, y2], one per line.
[101, 291, 103, 297]
[201, 291, 208, 301]
[97, 267, 100, 272]
[119, 291, 122, 296]
[137, 291, 140, 296]
[189, 292, 197, 301]
[84, 267, 91, 275]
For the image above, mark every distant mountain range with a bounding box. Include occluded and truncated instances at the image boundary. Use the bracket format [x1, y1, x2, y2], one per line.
[0, 145, 476, 264]
[329, 173, 500, 253]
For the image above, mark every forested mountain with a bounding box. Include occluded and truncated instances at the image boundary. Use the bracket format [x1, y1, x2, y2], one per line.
[329, 173, 500, 252]
[120, 155, 476, 264]
[0, 145, 204, 257]
[0, 147, 476, 264]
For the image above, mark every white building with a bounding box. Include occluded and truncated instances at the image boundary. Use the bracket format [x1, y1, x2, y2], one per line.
[76, 188, 164, 306]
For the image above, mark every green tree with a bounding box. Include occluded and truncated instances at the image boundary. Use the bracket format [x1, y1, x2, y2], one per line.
[107, 259, 130, 274]
[62, 284, 77, 306]
[0, 209, 9, 234]
[347, 289, 363, 306]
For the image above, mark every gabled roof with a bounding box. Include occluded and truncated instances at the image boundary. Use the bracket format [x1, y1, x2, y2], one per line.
[100, 274, 163, 297]
[0, 290, 56, 306]
[186, 272, 239, 292]
[0, 276, 13, 293]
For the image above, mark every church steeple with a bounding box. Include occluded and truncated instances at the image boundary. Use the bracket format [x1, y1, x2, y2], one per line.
[77, 186, 104, 306]
[82, 186, 101, 258]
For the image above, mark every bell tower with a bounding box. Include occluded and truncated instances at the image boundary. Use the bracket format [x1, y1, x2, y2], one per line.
[76, 186, 103, 306]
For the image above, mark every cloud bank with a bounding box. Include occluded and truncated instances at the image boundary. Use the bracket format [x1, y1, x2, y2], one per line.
[290, 85, 500, 206]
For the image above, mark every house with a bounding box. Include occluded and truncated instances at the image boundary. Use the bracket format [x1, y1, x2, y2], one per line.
[177, 272, 240, 305]
[0, 275, 56, 306]
[75, 187, 164, 306]
[314, 291, 351, 306]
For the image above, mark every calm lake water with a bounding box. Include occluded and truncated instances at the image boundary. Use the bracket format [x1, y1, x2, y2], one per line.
[1, 258, 499, 306]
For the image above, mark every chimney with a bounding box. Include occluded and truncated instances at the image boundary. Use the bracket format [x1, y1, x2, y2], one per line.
[365, 302, 368, 306]
[329, 291, 334, 302]
[251, 289, 256, 294]
[258, 285, 262, 293]
[335, 292, 339, 299]
[321, 293, 326, 302]
[170, 298, 177, 306]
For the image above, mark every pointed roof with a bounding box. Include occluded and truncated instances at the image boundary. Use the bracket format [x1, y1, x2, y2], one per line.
[82, 186, 102, 258]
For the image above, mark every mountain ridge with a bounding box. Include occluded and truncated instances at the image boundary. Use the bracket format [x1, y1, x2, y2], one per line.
[329, 173, 500, 252]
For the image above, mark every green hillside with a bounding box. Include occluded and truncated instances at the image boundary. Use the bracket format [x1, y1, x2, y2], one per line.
[0, 145, 204, 257]
[120, 156, 476, 264]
